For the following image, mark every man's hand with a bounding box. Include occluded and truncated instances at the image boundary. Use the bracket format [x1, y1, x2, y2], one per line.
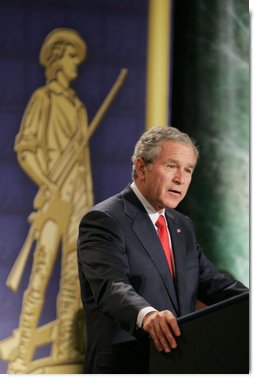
[142, 310, 181, 353]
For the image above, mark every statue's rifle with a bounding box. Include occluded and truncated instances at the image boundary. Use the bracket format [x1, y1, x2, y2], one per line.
[49, 68, 128, 187]
[6, 68, 128, 292]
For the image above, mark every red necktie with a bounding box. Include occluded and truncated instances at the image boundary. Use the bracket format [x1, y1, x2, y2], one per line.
[155, 215, 174, 277]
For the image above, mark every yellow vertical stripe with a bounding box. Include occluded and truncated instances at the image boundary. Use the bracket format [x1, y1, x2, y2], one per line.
[146, 0, 171, 130]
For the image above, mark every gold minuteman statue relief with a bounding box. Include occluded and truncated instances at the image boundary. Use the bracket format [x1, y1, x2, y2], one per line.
[0, 28, 127, 374]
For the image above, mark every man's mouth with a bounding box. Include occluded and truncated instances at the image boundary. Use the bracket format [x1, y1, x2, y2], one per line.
[168, 189, 181, 196]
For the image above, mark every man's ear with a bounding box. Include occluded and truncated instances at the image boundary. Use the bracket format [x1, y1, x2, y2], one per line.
[135, 158, 146, 179]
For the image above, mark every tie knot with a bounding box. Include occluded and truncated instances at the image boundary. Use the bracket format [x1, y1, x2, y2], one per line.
[155, 215, 166, 229]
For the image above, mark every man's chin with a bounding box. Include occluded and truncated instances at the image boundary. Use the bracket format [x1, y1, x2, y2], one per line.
[163, 198, 182, 209]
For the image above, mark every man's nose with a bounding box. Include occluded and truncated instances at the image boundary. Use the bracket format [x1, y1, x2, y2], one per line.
[173, 169, 185, 184]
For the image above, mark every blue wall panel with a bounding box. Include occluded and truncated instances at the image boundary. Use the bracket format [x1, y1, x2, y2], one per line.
[0, 0, 148, 373]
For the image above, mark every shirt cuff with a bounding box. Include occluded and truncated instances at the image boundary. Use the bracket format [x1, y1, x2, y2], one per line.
[136, 306, 157, 328]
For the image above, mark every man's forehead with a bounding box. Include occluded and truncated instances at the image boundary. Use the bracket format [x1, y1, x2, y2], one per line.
[155, 142, 197, 166]
[160, 140, 196, 155]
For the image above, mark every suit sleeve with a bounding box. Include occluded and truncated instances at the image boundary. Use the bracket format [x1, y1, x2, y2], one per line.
[197, 246, 248, 305]
[78, 209, 152, 335]
[181, 214, 249, 304]
[180, 216, 248, 305]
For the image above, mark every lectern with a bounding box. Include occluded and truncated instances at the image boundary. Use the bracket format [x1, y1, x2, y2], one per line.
[149, 292, 249, 374]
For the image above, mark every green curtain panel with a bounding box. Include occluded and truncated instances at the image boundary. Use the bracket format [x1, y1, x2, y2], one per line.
[172, 0, 249, 285]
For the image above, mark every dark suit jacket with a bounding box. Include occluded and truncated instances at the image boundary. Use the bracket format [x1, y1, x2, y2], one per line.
[77, 185, 247, 373]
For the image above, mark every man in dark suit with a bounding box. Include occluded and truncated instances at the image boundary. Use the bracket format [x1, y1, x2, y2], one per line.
[77, 126, 247, 373]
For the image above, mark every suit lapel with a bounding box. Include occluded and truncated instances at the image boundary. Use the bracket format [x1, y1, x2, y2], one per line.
[121, 186, 179, 314]
[165, 211, 188, 316]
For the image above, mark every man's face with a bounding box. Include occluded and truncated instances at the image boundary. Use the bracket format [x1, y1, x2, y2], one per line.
[136, 140, 197, 211]
[60, 44, 81, 82]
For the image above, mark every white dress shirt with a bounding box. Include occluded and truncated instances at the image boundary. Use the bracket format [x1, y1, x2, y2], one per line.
[130, 182, 175, 328]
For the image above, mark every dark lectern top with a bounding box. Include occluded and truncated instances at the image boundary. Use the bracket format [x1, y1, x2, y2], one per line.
[149, 292, 249, 374]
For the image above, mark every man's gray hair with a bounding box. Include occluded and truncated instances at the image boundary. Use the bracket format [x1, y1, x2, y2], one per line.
[131, 126, 199, 180]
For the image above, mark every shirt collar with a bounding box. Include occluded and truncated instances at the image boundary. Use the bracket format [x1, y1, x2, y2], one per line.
[130, 182, 166, 225]
[47, 80, 77, 100]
